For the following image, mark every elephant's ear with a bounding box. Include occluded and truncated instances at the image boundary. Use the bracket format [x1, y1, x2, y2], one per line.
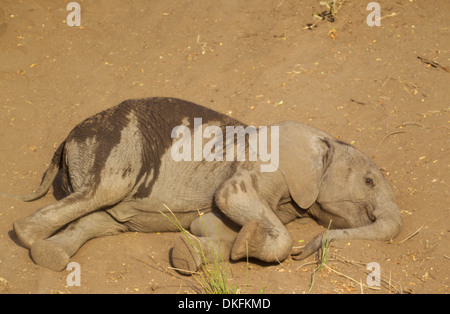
[275, 121, 333, 209]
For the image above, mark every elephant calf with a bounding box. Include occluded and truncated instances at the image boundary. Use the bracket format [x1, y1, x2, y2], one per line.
[10, 97, 402, 272]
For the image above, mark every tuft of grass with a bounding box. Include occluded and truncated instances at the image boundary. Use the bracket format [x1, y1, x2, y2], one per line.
[159, 204, 242, 294]
[308, 220, 332, 292]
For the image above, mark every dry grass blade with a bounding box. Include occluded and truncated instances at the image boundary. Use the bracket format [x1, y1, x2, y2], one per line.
[417, 56, 450, 72]
[333, 255, 404, 294]
[398, 225, 425, 244]
[372, 131, 407, 158]
[324, 264, 380, 291]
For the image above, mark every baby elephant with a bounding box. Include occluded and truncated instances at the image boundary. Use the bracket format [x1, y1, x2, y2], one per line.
[11, 97, 402, 272]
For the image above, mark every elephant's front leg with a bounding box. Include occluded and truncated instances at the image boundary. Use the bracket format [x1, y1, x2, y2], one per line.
[215, 174, 293, 263]
[30, 211, 128, 271]
[171, 211, 239, 275]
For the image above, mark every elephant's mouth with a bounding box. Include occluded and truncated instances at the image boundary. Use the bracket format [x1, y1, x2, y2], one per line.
[307, 202, 349, 228]
[308, 200, 376, 229]
[362, 203, 376, 223]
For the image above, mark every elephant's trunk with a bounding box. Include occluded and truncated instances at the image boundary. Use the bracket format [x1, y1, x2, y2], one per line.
[292, 201, 402, 260]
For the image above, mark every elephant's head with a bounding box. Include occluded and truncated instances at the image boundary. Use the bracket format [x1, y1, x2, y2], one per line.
[274, 121, 402, 259]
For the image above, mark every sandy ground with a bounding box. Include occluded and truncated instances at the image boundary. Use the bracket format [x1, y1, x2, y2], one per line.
[0, 0, 449, 294]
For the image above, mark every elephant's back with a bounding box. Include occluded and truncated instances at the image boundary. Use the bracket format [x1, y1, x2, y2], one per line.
[67, 97, 243, 143]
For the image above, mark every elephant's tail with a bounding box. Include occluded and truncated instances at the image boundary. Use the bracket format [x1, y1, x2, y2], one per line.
[0, 141, 66, 202]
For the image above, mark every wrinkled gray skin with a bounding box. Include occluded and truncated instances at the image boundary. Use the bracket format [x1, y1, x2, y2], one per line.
[11, 97, 402, 272]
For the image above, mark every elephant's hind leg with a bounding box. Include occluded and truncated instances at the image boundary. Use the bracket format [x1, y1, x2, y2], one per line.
[171, 211, 239, 275]
[13, 191, 98, 248]
[13, 190, 119, 248]
[30, 211, 128, 271]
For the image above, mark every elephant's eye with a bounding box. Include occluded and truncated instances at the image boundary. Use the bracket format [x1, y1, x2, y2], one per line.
[365, 178, 374, 187]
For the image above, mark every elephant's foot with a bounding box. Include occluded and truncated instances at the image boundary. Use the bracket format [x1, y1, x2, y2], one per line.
[231, 220, 266, 261]
[13, 215, 54, 249]
[30, 239, 70, 272]
[171, 236, 202, 275]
